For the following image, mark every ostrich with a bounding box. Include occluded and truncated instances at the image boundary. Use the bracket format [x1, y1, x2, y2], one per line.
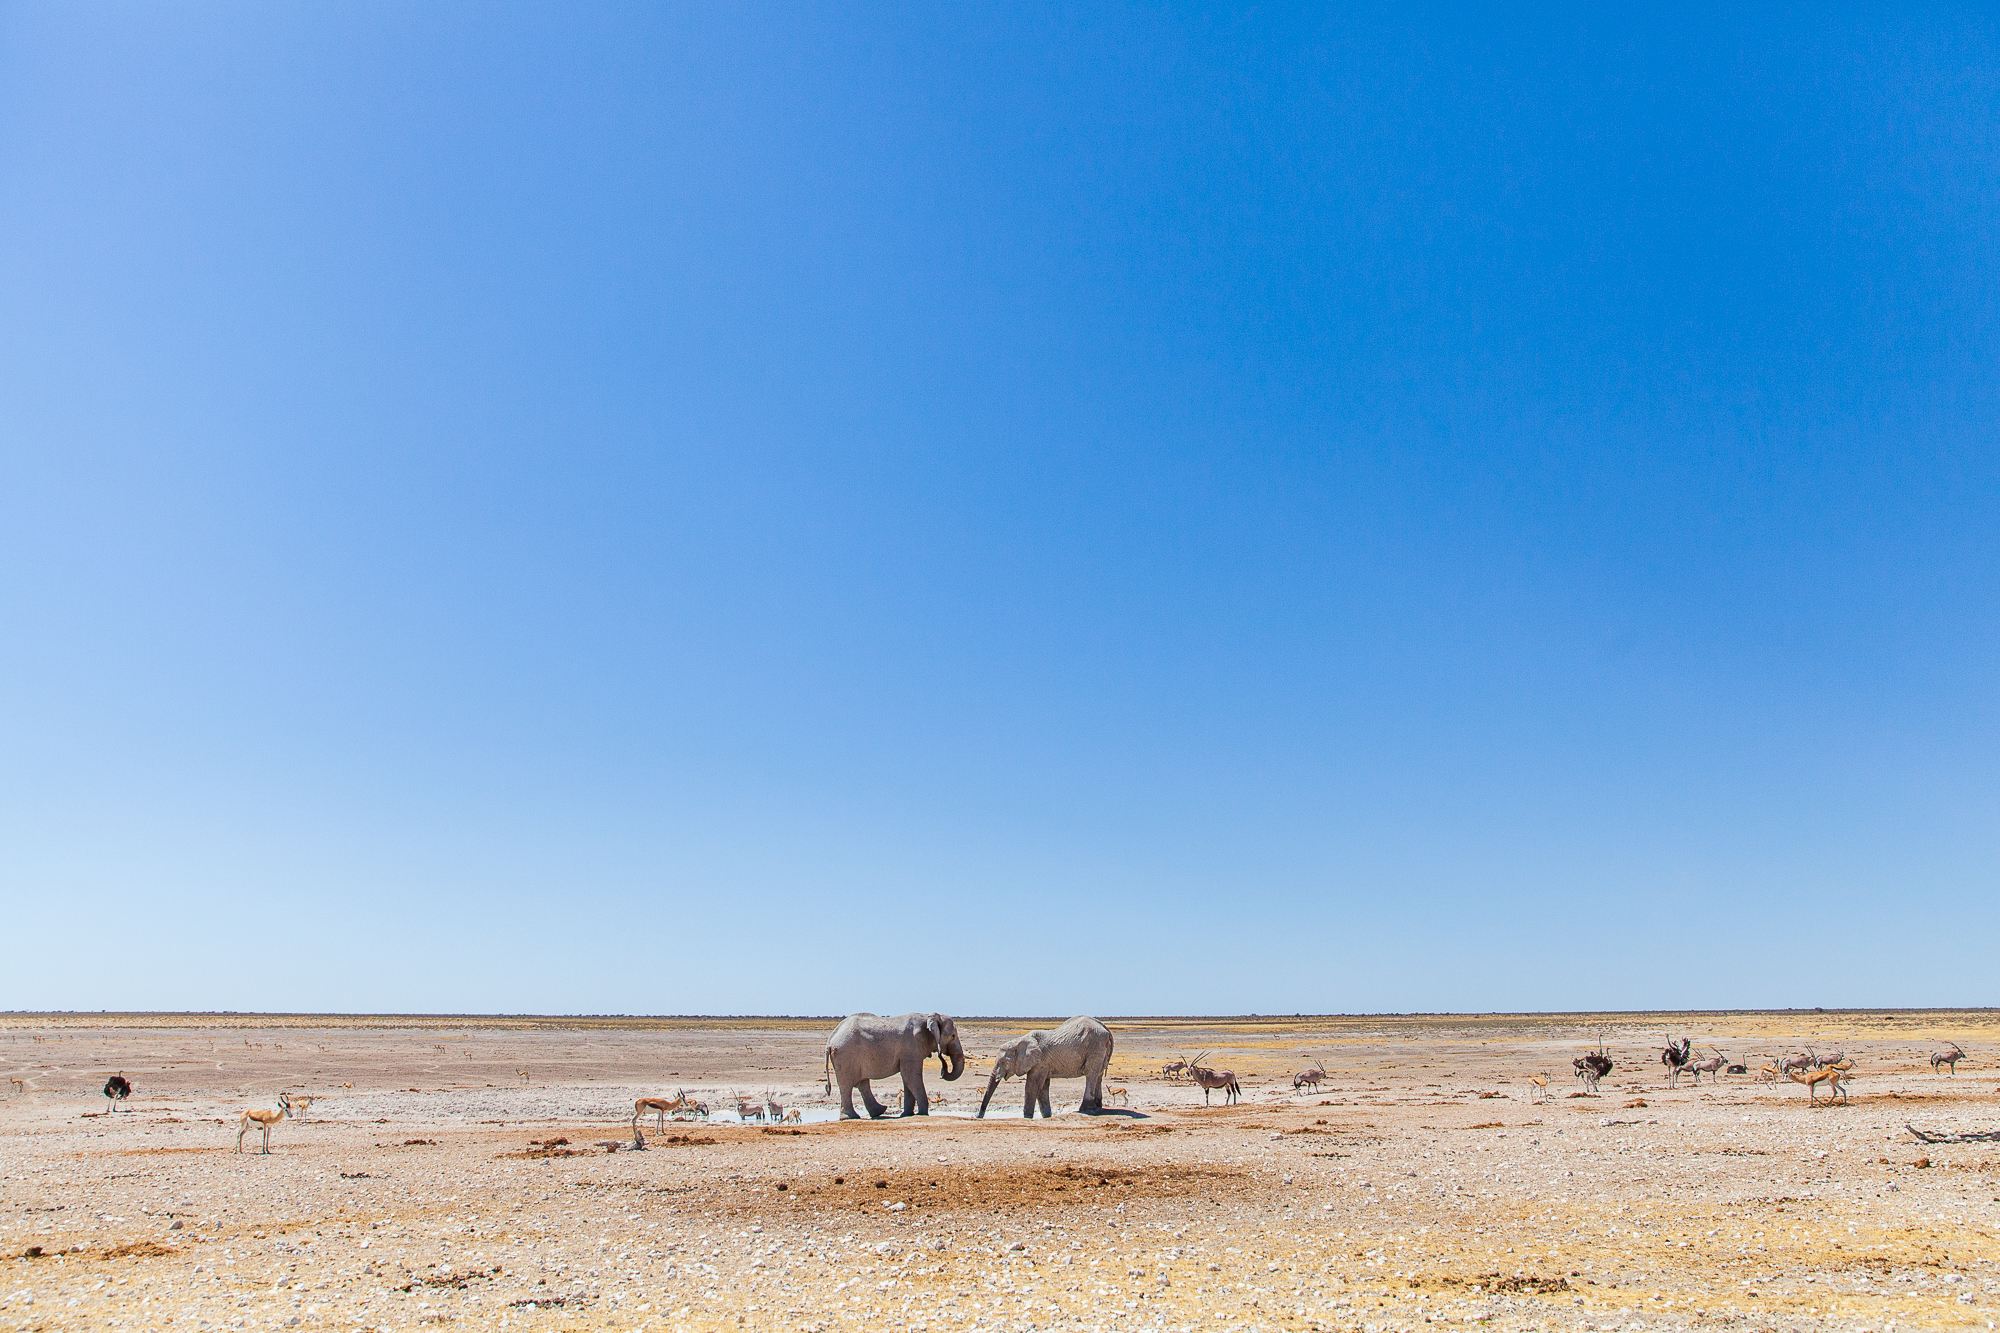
[1661, 1038, 1693, 1088]
[103, 1074, 131, 1113]
[1573, 1052, 1613, 1093]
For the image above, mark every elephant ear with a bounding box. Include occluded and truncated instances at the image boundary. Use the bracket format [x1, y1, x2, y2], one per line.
[923, 1015, 943, 1054]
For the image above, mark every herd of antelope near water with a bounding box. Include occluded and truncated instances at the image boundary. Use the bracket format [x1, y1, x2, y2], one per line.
[28, 1020, 1978, 1155]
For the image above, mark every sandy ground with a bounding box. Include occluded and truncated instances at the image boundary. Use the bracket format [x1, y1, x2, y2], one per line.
[3, 1011, 2000, 1333]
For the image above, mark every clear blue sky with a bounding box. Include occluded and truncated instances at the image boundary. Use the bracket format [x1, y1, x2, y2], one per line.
[3, 6, 1995, 1016]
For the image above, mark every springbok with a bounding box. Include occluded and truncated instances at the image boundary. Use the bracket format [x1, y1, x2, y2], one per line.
[236, 1094, 295, 1154]
[1526, 1073, 1550, 1103]
[1931, 1044, 1965, 1076]
[1788, 1064, 1852, 1105]
[1105, 1086, 1129, 1107]
[8, 1078, 24, 1093]
[1755, 1062, 1781, 1083]
[635, 1097, 677, 1133]
[1292, 1061, 1326, 1093]
[780, 1108, 803, 1124]
[288, 1094, 316, 1121]
[1189, 1063, 1240, 1106]
[518, 1070, 531, 1085]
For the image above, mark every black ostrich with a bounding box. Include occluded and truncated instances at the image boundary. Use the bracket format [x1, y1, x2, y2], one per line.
[1572, 1051, 1613, 1093]
[1661, 1038, 1693, 1088]
[103, 1073, 131, 1112]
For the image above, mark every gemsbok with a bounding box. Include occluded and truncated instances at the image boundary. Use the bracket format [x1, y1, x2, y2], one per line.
[1189, 1063, 1241, 1106]
[1686, 1051, 1729, 1085]
[1292, 1061, 1326, 1093]
[1931, 1044, 1965, 1076]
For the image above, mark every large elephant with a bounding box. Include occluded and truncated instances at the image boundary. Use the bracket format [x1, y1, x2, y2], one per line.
[976, 1016, 1114, 1118]
[824, 1012, 966, 1119]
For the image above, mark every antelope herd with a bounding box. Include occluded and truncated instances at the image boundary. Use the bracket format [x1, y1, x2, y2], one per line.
[1633, 1039, 1874, 1106]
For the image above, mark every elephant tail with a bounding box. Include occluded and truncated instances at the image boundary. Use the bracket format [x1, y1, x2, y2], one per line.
[822, 1047, 833, 1097]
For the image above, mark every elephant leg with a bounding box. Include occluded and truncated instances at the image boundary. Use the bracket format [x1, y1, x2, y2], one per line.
[1080, 1068, 1104, 1113]
[1037, 1079, 1054, 1119]
[901, 1066, 929, 1116]
[838, 1076, 864, 1120]
[1021, 1076, 1040, 1120]
[857, 1079, 889, 1119]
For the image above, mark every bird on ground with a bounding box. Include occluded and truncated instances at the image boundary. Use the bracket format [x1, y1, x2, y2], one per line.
[103, 1073, 131, 1112]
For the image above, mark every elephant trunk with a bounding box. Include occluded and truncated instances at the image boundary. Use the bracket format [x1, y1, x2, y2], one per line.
[976, 1070, 1003, 1119]
[940, 1046, 965, 1082]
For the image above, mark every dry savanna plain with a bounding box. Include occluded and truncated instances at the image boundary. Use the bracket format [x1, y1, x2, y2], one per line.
[4, 1011, 2000, 1333]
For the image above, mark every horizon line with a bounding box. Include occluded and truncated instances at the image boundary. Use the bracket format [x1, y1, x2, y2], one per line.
[2, 1006, 1993, 1023]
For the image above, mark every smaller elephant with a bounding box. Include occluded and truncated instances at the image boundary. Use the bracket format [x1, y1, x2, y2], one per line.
[824, 1012, 967, 1119]
[976, 1016, 1114, 1118]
